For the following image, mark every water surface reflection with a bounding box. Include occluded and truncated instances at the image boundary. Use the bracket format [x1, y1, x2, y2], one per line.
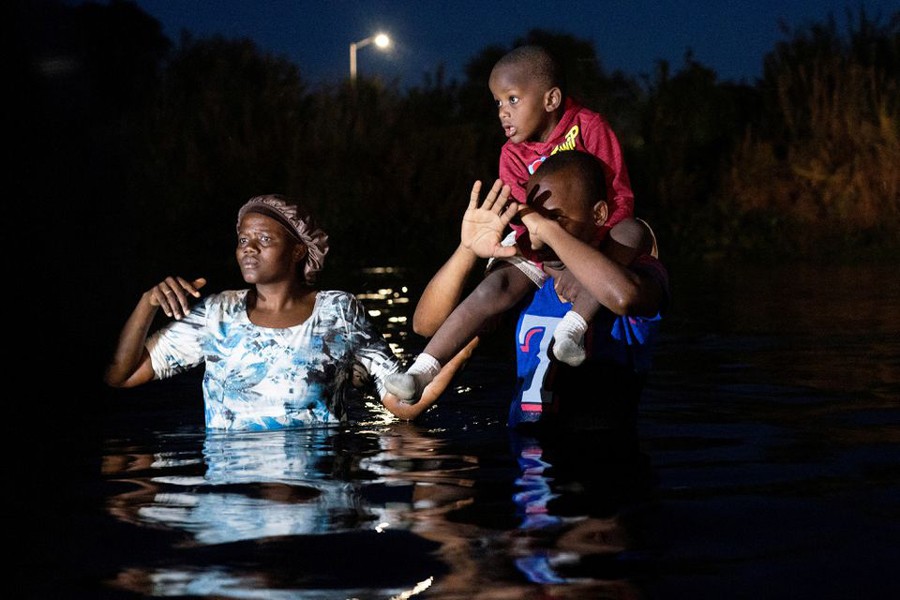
[92, 262, 900, 599]
[102, 415, 656, 598]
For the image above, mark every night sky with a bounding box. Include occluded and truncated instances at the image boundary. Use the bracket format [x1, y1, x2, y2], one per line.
[120, 0, 896, 87]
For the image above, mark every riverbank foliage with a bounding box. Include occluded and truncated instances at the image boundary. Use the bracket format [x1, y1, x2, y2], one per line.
[18, 2, 900, 285]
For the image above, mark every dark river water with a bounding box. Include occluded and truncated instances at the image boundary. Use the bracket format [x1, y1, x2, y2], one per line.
[25, 261, 900, 599]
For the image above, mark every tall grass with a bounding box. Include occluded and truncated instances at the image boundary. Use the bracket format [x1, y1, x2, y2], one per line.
[722, 10, 899, 254]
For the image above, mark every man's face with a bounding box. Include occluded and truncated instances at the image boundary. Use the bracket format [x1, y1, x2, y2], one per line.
[524, 170, 603, 260]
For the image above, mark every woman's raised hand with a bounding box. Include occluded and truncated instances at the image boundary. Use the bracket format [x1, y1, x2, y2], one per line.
[149, 276, 208, 320]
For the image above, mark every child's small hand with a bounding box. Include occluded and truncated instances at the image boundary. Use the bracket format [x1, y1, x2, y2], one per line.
[543, 263, 581, 304]
[516, 204, 548, 248]
[462, 179, 518, 259]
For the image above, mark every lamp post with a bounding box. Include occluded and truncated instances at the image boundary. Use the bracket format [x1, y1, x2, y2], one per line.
[349, 33, 390, 85]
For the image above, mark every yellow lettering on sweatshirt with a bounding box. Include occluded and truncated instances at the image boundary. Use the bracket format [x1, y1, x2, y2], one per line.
[551, 125, 580, 154]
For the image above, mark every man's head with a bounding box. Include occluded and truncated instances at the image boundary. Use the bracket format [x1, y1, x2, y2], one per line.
[489, 45, 565, 144]
[523, 151, 609, 259]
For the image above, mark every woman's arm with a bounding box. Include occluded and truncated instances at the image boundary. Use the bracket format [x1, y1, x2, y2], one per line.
[104, 276, 206, 388]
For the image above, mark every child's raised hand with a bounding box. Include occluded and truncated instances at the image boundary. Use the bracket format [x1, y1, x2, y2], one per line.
[462, 179, 518, 259]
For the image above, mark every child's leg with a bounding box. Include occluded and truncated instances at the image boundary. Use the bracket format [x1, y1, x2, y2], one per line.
[551, 285, 600, 367]
[387, 264, 536, 401]
[548, 218, 656, 366]
[425, 262, 535, 363]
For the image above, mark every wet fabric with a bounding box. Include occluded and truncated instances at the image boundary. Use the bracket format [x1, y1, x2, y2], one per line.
[147, 289, 400, 430]
[510, 254, 668, 429]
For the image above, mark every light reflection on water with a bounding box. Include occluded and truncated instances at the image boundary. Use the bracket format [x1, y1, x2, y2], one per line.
[96, 262, 900, 599]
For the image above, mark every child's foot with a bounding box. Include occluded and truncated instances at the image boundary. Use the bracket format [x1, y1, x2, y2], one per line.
[550, 311, 588, 367]
[551, 335, 586, 366]
[384, 353, 442, 403]
[384, 372, 429, 404]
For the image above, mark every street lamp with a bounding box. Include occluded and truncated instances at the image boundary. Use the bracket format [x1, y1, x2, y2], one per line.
[349, 33, 390, 85]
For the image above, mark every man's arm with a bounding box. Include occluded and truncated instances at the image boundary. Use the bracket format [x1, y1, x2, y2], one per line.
[545, 217, 654, 305]
[520, 211, 663, 317]
[396, 179, 519, 416]
[381, 337, 480, 419]
[413, 245, 479, 337]
[413, 179, 517, 336]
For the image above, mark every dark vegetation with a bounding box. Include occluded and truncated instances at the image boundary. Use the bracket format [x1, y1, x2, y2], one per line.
[13, 0, 899, 378]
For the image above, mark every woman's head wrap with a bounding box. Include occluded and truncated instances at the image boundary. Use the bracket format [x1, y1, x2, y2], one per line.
[237, 194, 329, 284]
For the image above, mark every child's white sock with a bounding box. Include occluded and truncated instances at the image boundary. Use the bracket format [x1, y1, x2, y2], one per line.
[551, 311, 588, 366]
[384, 353, 442, 403]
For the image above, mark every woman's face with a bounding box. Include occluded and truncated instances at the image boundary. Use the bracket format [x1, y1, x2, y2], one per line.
[236, 212, 304, 285]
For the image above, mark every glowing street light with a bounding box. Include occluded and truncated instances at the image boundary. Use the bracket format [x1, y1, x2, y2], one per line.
[349, 33, 390, 85]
